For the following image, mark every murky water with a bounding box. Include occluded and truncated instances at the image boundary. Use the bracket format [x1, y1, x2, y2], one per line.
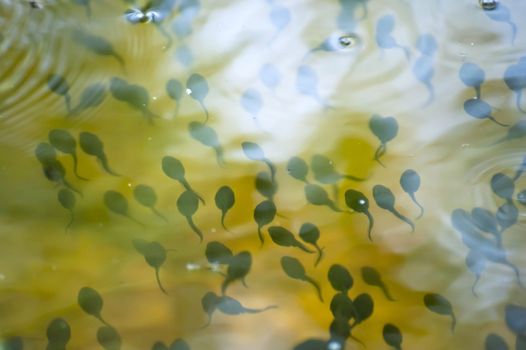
[1, 0, 525, 349]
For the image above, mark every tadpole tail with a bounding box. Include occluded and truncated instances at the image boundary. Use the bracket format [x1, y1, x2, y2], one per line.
[380, 283, 396, 301]
[143, 109, 159, 125]
[508, 20, 517, 46]
[314, 245, 324, 267]
[301, 47, 321, 62]
[187, 217, 203, 242]
[516, 91, 526, 113]
[182, 181, 205, 205]
[97, 315, 112, 328]
[220, 211, 231, 232]
[295, 241, 315, 254]
[113, 52, 125, 70]
[450, 312, 456, 333]
[328, 201, 343, 213]
[65, 210, 74, 234]
[71, 153, 88, 181]
[154, 23, 173, 49]
[199, 101, 209, 124]
[343, 174, 367, 182]
[98, 154, 120, 176]
[305, 276, 324, 303]
[257, 226, 265, 247]
[488, 116, 510, 127]
[399, 44, 411, 61]
[409, 193, 424, 219]
[199, 317, 212, 330]
[151, 207, 168, 223]
[126, 214, 145, 227]
[423, 80, 434, 107]
[264, 159, 276, 182]
[64, 94, 72, 114]
[364, 210, 374, 241]
[373, 144, 387, 167]
[349, 334, 366, 348]
[471, 275, 480, 297]
[475, 86, 481, 100]
[214, 146, 226, 168]
[155, 268, 168, 295]
[513, 168, 524, 182]
[391, 208, 415, 232]
[62, 179, 83, 198]
[244, 304, 278, 314]
[489, 136, 507, 146]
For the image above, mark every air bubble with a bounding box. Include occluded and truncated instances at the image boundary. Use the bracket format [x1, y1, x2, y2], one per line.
[479, 0, 498, 10]
[338, 35, 356, 47]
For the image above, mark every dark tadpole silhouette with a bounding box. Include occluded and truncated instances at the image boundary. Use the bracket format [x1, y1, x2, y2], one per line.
[517, 189, 526, 206]
[311, 154, 366, 186]
[484, 3, 517, 45]
[161, 156, 204, 204]
[35, 142, 57, 165]
[361, 266, 395, 301]
[299, 223, 324, 266]
[304, 183, 342, 213]
[268, 4, 291, 43]
[292, 339, 329, 350]
[200, 291, 276, 328]
[259, 63, 281, 91]
[513, 155, 526, 181]
[281, 256, 323, 302]
[166, 79, 184, 116]
[48, 128, 86, 180]
[57, 188, 76, 233]
[492, 120, 526, 145]
[423, 293, 456, 332]
[344, 189, 374, 240]
[253, 199, 276, 245]
[241, 141, 276, 182]
[47, 74, 72, 114]
[205, 240, 233, 265]
[373, 184, 415, 232]
[383, 323, 403, 350]
[177, 190, 203, 242]
[352, 293, 374, 325]
[255, 171, 277, 201]
[375, 15, 410, 60]
[471, 207, 500, 244]
[412, 34, 437, 106]
[79, 131, 119, 176]
[485, 333, 509, 350]
[72, 30, 124, 69]
[221, 251, 252, 295]
[241, 88, 263, 124]
[330, 292, 357, 321]
[400, 169, 424, 218]
[296, 65, 331, 109]
[491, 173, 515, 201]
[505, 304, 526, 335]
[188, 122, 225, 167]
[214, 186, 235, 231]
[71, 0, 91, 18]
[132, 239, 168, 295]
[151, 338, 190, 350]
[463, 98, 509, 127]
[369, 114, 398, 166]
[303, 33, 359, 60]
[133, 184, 167, 222]
[97, 326, 121, 350]
[103, 190, 143, 226]
[503, 58, 526, 113]
[287, 156, 309, 183]
[186, 74, 210, 123]
[451, 208, 522, 288]
[77, 287, 111, 326]
[459, 62, 485, 98]
[110, 77, 159, 124]
[69, 83, 107, 116]
[42, 160, 82, 196]
[327, 264, 353, 294]
[496, 202, 519, 234]
[46, 318, 71, 350]
[268, 226, 315, 254]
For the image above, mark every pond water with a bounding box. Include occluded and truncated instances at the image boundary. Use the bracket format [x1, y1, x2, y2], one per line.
[0, 0, 525, 349]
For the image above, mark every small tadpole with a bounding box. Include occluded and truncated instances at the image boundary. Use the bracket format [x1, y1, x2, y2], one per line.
[29, 1, 43, 9]
[479, 0, 498, 10]
[338, 34, 357, 48]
